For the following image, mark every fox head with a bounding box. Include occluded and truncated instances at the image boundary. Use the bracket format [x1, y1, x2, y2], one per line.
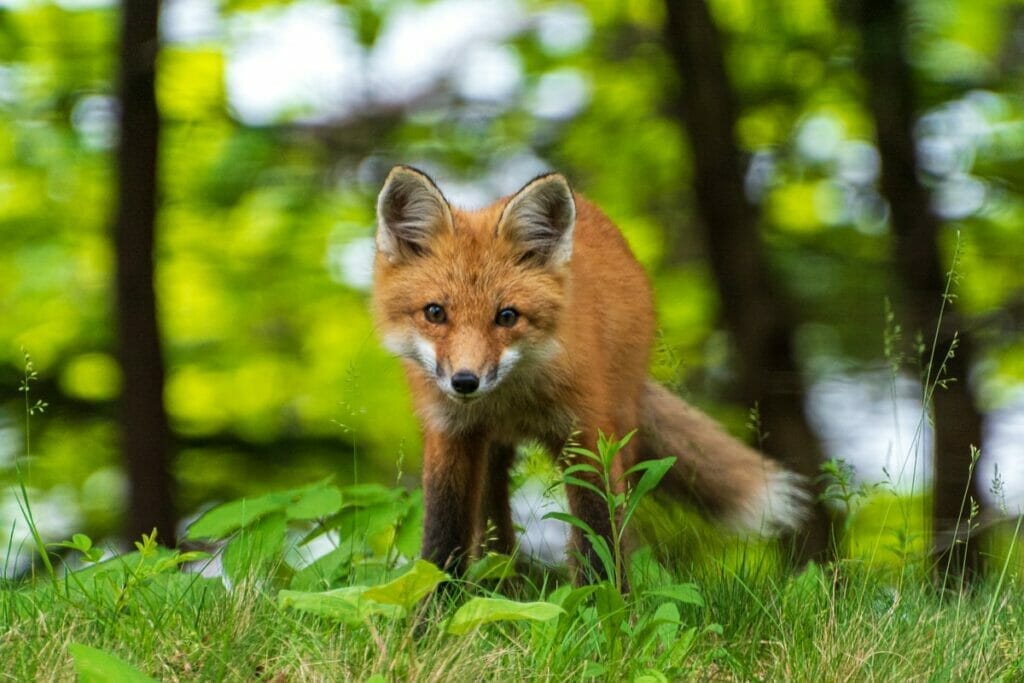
[372, 165, 575, 404]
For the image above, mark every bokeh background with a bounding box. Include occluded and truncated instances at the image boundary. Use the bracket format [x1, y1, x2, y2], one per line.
[1, 0, 1022, 576]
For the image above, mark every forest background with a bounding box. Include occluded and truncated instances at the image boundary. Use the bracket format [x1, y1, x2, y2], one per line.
[1, 0, 1022, 584]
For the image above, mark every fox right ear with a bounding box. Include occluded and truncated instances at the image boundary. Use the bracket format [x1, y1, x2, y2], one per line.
[497, 173, 576, 268]
[376, 166, 453, 262]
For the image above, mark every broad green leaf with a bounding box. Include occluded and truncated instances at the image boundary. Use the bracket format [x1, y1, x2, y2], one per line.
[665, 626, 699, 665]
[593, 581, 626, 626]
[186, 480, 336, 540]
[339, 483, 404, 508]
[187, 496, 284, 541]
[632, 601, 681, 654]
[654, 601, 682, 646]
[69, 644, 155, 683]
[646, 583, 705, 607]
[278, 586, 402, 624]
[591, 580, 627, 655]
[289, 545, 353, 592]
[547, 583, 571, 604]
[551, 584, 599, 636]
[466, 553, 518, 581]
[629, 546, 674, 590]
[151, 550, 212, 577]
[393, 491, 423, 559]
[551, 584, 598, 613]
[221, 512, 286, 583]
[287, 485, 343, 520]
[325, 499, 410, 542]
[362, 560, 447, 610]
[447, 597, 564, 635]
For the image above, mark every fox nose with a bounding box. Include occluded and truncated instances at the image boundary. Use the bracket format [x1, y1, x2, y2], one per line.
[450, 370, 480, 395]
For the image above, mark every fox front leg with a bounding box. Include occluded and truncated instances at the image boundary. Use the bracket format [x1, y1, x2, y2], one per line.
[420, 430, 487, 575]
[478, 442, 517, 555]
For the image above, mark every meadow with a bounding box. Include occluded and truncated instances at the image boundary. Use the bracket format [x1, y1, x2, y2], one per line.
[4, 435, 1023, 681]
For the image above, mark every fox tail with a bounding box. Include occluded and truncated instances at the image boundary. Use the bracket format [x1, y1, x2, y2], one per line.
[636, 380, 809, 534]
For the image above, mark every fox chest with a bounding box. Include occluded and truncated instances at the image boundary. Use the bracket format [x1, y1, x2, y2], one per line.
[418, 382, 577, 448]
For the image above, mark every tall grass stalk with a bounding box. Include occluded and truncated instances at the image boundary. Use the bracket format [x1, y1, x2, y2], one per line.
[12, 349, 55, 583]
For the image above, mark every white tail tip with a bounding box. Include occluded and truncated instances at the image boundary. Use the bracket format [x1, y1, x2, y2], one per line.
[727, 469, 811, 536]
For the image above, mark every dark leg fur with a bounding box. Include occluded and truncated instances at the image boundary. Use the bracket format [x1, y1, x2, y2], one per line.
[479, 442, 517, 555]
[420, 430, 486, 575]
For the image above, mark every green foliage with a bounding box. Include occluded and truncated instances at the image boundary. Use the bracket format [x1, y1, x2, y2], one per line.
[4, 477, 1024, 679]
[51, 533, 104, 563]
[549, 430, 675, 591]
[465, 552, 518, 582]
[185, 479, 342, 540]
[174, 477, 425, 600]
[446, 597, 563, 635]
[69, 644, 155, 683]
[221, 512, 286, 584]
[278, 585, 404, 623]
[530, 432, 719, 677]
[362, 559, 447, 611]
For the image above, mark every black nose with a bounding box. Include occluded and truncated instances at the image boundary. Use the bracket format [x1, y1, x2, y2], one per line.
[450, 370, 480, 395]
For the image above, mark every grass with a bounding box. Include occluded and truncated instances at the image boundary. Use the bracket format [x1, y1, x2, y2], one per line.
[3, 388, 1023, 682]
[1, 536, 1022, 681]
[2, 457, 1023, 682]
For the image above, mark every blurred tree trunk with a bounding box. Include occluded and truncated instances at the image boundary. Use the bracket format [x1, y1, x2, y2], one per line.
[662, 0, 833, 564]
[855, 0, 985, 587]
[114, 0, 176, 543]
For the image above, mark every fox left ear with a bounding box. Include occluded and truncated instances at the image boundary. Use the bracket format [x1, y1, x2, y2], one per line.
[497, 174, 576, 268]
[376, 165, 453, 263]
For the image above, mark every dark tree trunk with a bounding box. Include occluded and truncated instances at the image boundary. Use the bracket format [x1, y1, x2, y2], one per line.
[662, 0, 833, 564]
[856, 0, 985, 586]
[114, 0, 175, 544]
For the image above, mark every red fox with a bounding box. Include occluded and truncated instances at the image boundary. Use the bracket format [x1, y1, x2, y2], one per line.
[372, 166, 808, 580]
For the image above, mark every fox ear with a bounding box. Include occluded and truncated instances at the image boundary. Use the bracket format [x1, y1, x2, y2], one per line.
[497, 174, 576, 268]
[376, 166, 453, 262]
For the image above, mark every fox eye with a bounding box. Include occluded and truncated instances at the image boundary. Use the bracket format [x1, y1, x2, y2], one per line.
[424, 304, 447, 324]
[495, 308, 519, 328]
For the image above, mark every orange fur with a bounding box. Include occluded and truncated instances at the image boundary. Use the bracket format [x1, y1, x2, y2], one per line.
[372, 166, 807, 581]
